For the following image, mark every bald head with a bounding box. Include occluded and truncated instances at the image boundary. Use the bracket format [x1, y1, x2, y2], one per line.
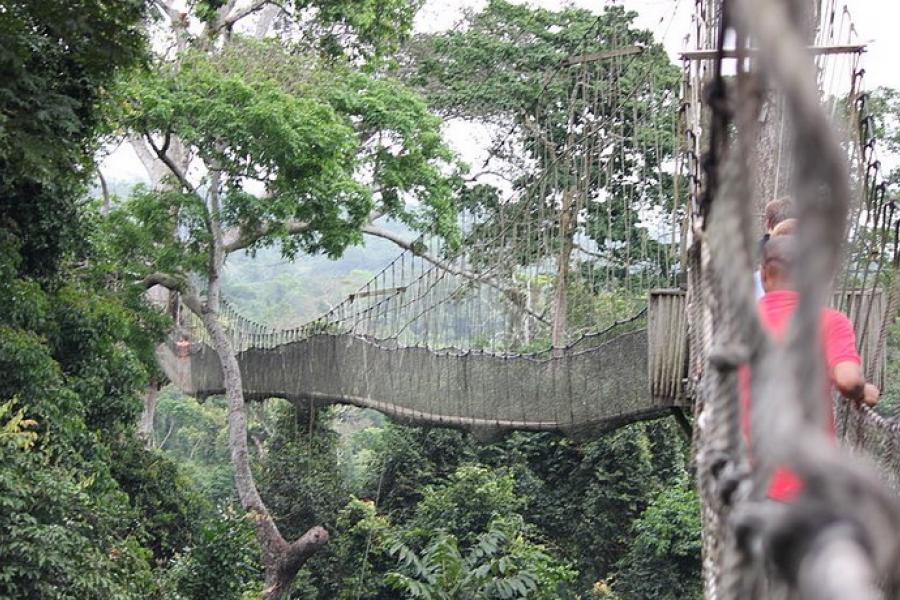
[772, 218, 797, 237]
[765, 197, 794, 232]
[761, 235, 796, 292]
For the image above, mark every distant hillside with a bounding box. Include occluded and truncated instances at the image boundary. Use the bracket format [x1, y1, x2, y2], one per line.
[222, 220, 414, 327]
[91, 177, 415, 327]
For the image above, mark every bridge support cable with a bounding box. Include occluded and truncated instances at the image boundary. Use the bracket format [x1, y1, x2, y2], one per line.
[686, 0, 900, 597]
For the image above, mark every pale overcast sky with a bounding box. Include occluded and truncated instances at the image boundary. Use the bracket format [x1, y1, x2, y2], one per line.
[101, 0, 900, 183]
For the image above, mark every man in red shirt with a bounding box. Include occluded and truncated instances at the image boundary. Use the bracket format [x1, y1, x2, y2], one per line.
[740, 235, 879, 501]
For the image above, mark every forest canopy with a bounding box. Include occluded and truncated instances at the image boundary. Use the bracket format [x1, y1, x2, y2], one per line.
[13, 0, 899, 598]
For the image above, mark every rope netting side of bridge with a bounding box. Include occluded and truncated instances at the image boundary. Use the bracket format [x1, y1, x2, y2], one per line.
[684, 0, 900, 597]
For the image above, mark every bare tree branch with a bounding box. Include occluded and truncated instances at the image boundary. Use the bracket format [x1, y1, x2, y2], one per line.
[145, 133, 201, 199]
[152, 0, 179, 21]
[223, 201, 395, 255]
[141, 271, 186, 290]
[465, 170, 517, 184]
[263, 526, 329, 598]
[129, 135, 170, 187]
[223, 209, 547, 325]
[253, 3, 282, 36]
[215, 0, 273, 32]
[152, 0, 191, 51]
[158, 418, 176, 449]
[217, 0, 240, 22]
[521, 116, 558, 156]
[572, 242, 605, 260]
[223, 219, 311, 253]
[141, 272, 203, 315]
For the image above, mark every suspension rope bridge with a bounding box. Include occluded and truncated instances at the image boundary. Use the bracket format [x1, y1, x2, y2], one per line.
[160, 27, 696, 437]
[159, 0, 896, 442]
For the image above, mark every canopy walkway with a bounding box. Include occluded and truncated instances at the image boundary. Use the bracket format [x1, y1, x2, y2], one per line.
[160, 292, 691, 438]
[159, 326, 672, 439]
[159, 286, 885, 439]
[157, 0, 897, 453]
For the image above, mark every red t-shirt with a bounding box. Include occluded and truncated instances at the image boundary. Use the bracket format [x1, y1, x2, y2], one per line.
[738, 290, 861, 501]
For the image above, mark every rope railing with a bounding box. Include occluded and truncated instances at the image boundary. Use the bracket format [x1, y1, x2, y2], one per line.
[815, 0, 900, 491]
[186, 286, 650, 359]
[687, 0, 900, 597]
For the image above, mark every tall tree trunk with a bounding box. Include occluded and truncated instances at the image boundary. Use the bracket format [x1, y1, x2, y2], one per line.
[522, 282, 533, 345]
[550, 75, 582, 353]
[750, 97, 792, 221]
[749, 0, 820, 229]
[202, 172, 327, 597]
[131, 6, 333, 593]
[551, 187, 576, 354]
[133, 136, 192, 438]
[138, 378, 159, 446]
[201, 304, 327, 597]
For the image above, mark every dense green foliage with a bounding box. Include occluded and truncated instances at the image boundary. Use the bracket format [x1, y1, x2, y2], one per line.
[0, 2, 258, 596]
[111, 36, 460, 279]
[148, 381, 702, 599]
[0, 0, 145, 277]
[6, 0, 900, 597]
[221, 405, 701, 599]
[0, 0, 791, 597]
[157, 506, 263, 599]
[407, 0, 683, 295]
[0, 399, 156, 598]
[0, 0, 157, 595]
[612, 476, 703, 599]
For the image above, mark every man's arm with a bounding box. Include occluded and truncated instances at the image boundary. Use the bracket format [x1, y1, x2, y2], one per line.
[832, 361, 880, 407]
[825, 311, 879, 407]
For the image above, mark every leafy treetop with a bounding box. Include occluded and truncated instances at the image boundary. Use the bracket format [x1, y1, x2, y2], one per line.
[407, 0, 682, 285]
[112, 37, 460, 281]
[182, 0, 424, 61]
[0, 0, 147, 276]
